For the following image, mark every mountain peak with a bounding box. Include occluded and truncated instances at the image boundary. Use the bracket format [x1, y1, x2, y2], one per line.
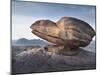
[12, 38, 48, 46]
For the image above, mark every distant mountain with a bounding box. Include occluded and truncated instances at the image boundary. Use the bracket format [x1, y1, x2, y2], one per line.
[12, 38, 96, 52]
[12, 38, 48, 46]
[82, 40, 96, 53]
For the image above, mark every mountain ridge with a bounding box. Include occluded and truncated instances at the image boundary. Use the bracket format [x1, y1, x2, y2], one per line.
[12, 38, 48, 46]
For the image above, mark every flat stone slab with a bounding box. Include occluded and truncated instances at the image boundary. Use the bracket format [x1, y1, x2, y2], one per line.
[12, 48, 96, 74]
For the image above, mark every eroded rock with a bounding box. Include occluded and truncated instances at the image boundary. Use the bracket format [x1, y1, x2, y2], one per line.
[30, 17, 95, 55]
[57, 17, 95, 48]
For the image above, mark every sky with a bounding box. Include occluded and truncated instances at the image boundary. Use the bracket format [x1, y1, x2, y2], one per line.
[12, 0, 96, 40]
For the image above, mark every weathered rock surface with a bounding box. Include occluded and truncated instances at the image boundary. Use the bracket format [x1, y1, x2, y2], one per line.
[12, 48, 96, 74]
[30, 17, 95, 55]
[31, 17, 95, 47]
[56, 17, 95, 48]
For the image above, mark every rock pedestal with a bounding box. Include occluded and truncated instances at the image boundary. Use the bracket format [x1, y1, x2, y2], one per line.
[12, 47, 96, 74]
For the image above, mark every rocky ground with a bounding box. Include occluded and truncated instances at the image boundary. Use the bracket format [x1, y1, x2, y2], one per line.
[11, 46, 96, 75]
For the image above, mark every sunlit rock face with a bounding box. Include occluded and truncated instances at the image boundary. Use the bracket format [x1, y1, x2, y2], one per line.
[30, 17, 95, 55]
[30, 20, 64, 45]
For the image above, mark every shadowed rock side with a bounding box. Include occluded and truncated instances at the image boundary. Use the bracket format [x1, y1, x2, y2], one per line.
[12, 47, 96, 74]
